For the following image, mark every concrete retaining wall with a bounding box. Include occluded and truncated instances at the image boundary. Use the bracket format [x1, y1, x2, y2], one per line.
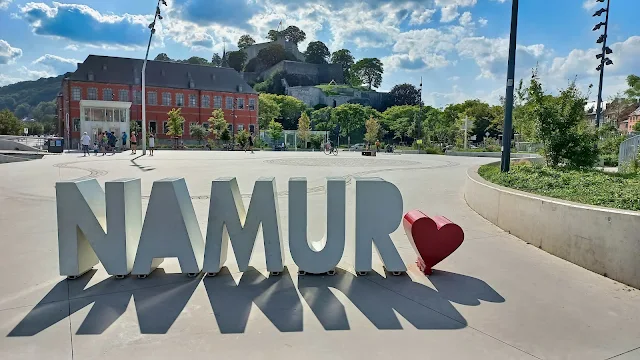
[465, 164, 640, 289]
[0, 139, 40, 152]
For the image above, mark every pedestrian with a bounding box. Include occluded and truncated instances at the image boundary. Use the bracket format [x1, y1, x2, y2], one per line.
[109, 131, 117, 154]
[81, 132, 91, 156]
[130, 132, 137, 154]
[101, 132, 108, 156]
[248, 132, 254, 154]
[375, 140, 381, 152]
[93, 142, 99, 156]
[148, 133, 155, 156]
[122, 132, 128, 151]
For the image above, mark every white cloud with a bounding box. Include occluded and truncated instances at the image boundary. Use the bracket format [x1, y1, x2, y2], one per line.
[582, 0, 598, 11]
[456, 37, 547, 79]
[0, 0, 12, 11]
[33, 54, 80, 74]
[478, 17, 488, 26]
[459, 11, 472, 27]
[440, 6, 459, 22]
[0, 39, 22, 64]
[64, 44, 79, 51]
[410, 8, 436, 25]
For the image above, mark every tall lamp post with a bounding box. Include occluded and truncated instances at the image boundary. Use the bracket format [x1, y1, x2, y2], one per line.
[142, 0, 167, 155]
[593, 0, 613, 128]
[500, 0, 519, 173]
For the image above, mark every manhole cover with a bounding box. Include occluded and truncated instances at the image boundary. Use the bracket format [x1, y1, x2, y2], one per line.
[264, 157, 421, 167]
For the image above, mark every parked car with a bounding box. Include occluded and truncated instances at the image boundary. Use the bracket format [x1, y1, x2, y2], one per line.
[349, 143, 365, 151]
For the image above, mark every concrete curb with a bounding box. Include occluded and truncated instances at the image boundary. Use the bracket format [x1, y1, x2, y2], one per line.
[464, 162, 640, 289]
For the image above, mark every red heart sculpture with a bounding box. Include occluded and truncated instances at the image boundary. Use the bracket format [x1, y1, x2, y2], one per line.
[403, 210, 464, 275]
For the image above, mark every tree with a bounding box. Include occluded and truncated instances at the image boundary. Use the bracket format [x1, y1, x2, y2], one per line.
[184, 56, 209, 65]
[237, 35, 256, 50]
[331, 49, 355, 80]
[256, 44, 287, 68]
[220, 127, 231, 144]
[267, 29, 281, 42]
[25, 121, 44, 136]
[311, 106, 334, 131]
[526, 71, 599, 168]
[237, 129, 250, 148]
[260, 93, 306, 129]
[304, 41, 330, 64]
[258, 94, 281, 129]
[130, 120, 141, 136]
[14, 104, 30, 119]
[0, 109, 22, 135]
[332, 103, 367, 147]
[633, 121, 640, 132]
[351, 58, 383, 90]
[267, 119, 284, 146]
[390, 83, 421, 106]
[211, 53, 223, 67]
[606, 94, 634, 127]
[365, 115, 380, 146]
[154, 53, 173, 61]
[190, 124, 208, 145]
[281, 25, 306, 44]
[227, 51, 247, 72]
[166, 108, 185, 149]
[297, 112, 311, 148]
[625, 74, 640, 102]
[208, 109, 227, 146]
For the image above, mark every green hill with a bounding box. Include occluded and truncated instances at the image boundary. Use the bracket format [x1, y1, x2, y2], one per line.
[0, 74, 66, 118]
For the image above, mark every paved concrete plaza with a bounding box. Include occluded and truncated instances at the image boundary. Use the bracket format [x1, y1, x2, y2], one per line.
[0, 150, 639, 360]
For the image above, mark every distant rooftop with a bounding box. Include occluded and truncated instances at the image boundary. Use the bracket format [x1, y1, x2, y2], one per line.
[68, 55, 256, 94]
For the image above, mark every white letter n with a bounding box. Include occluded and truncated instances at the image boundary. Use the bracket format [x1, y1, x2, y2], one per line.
[56, 178, 142, 277]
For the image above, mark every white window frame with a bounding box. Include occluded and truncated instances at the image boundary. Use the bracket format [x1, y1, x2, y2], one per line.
[214, 96, 222, 109]
[176, 93, 184, 107]
[87, 88, 98, 100]
[72, 87, 81, 101]
[189, 94, 197, 107]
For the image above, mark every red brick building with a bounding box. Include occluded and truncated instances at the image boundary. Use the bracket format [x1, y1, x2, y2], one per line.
[57, 55, 258, 148]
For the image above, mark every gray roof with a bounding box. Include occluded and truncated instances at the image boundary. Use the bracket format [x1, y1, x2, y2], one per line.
[68, 55, 256, 94]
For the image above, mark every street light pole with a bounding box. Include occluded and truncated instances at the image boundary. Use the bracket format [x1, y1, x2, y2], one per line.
[594, 0, 612, 128]
[500, 0, 519, 173]
[142, 0, 166, 155]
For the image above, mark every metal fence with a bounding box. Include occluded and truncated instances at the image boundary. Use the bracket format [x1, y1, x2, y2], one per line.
[0, 135, 49, 151]
[618, 135, 640, 170]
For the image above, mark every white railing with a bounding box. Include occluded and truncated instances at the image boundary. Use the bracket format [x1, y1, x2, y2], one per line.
[618, 135, 640, 170]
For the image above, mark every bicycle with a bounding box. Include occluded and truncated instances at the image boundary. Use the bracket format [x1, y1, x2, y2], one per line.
[323, 142, 338, 156]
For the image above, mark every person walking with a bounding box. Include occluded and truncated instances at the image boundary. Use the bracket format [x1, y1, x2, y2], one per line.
[248, 133, 254, 154]
[130, 132, 137, 154]
[101, 132, 108, 156]
[109, 131, 117, 155]
[81, 132, 91, 156]
[148, 133, 155, 156]
[122, 132, 128, 151]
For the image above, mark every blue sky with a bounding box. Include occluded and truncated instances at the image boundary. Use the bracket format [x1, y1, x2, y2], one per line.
[0, 0, 638, 107]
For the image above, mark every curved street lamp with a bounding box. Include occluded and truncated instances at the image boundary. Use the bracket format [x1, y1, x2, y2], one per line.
[593, 0, 612, 128]
[141, 0, 167, 155]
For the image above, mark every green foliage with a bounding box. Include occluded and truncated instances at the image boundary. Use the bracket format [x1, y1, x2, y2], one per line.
[267, 119, 284, 144]
[526, 71, 599, 168]
[297, 112, 311, 144]
[237, 35, 256, 50]
[237, 129, 250, 148]
[331, 103, 367, 142]
[208, 109, 227, 140]
[245, 44, 297, 73]
[0, 109, 22, 135]
[479, 163, 640, 211]
[14, 104, 30, 119]
[220, 127, 231, 143]
[304, 41, 330, 64]
[211, 53, 223, 67]
[389, 83, 421, 106]
[267, 29, 280, 42]
[0, 74, 64, 114]
[189, 124, 208, 144]
[364, 115, 380, 144]
[130, 120, 141, 135]
[183, 56, 210, 65]
[331, 49, 354, 80]
[227, 51, 247, 72]
[24, 121, 44, 136]
[281, 25, 307, 44]
[634, 121, 640, 132]
[154, 53, 172, 61]
[351, 58, 383, 90]
[311, 106, 334, 131]
[166, 108, 185, 137]
[313, 103, 327, 110]
[258, 94, 281, 129]
[598, 124, 625, 155]
[625, 74, 640, 101]
[309, 134, 324, 149]
[260, 93, 306, 129]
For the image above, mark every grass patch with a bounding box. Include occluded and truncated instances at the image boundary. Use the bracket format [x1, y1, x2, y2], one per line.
[315, 84, 369, 96]
[478, 162, 640, 211]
